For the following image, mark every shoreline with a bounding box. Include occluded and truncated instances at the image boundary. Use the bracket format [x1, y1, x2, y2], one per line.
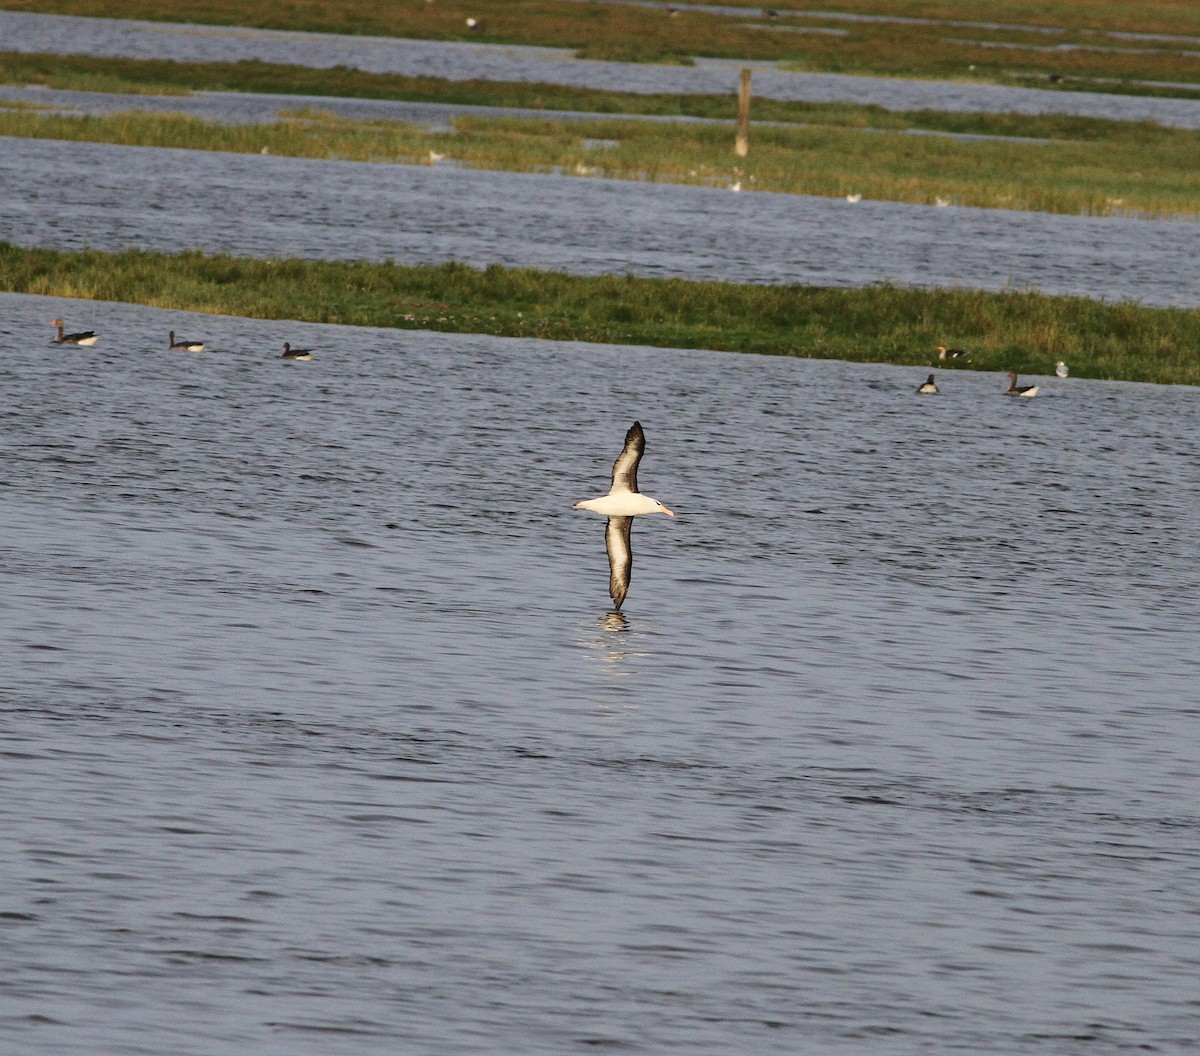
[4, 243, 1198, 386]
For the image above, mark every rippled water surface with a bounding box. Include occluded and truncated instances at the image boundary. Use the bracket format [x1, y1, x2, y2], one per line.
[3, 136, 1199, 308]
[5, 10, 1200, 127]
[2, 292, 1199, 1055]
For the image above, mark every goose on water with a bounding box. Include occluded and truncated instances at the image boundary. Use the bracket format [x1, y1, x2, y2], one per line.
[50, 319, 98, 346]
[1006, 371, 1039, 397]
[573, 421, 674, 610]
[280, 342, 314, 361]
[917, 373, 938, 394]
[169, 331, 205, 352]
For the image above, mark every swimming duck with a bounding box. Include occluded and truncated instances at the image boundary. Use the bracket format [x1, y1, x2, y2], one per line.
[169, 331, 205, 352]
[917, 373, 938, 394]
[280, 342, 314, 361]
[50, 319, 98, 346]
[936, 345, 969, 360]
[1005, 371, 1039, 397]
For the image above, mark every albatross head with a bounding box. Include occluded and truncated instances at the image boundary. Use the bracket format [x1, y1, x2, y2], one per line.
[653, 499, 675, 517]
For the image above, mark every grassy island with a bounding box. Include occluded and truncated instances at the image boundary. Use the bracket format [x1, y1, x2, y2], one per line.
[1, 0, 1198, 95]
[3, 242, 1198, 385]
[1, 103, 1197, 218]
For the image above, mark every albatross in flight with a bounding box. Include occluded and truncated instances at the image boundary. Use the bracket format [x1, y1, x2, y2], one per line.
[573, 421, 674, 609]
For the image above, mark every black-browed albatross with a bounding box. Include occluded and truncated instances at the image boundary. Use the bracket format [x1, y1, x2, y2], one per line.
[573, 421, 674, 609]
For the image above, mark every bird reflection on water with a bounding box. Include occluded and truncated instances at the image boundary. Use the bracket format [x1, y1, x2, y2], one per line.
[599, 610, 629, 634]
[582, 609, 644, 672]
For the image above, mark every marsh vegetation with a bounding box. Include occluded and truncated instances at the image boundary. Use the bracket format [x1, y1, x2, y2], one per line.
[2, 0, 1198, 93]
[2, 102, 1196, 218]
[5, 242, 1198, 385]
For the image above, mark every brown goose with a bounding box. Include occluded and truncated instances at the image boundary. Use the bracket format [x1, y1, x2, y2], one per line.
[51, 319, 98, 346]
[1006, 371, 1039, 397]
[169, 331, 205, 352]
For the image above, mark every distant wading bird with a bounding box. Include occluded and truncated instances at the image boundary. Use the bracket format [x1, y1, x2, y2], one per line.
[51, 319, 98, 346]
[169, 330, 205, 352]
[917, 373, 938, 394]
[1006, 371, 1039, 397]
[573, 421, 674, 610]
[280, 343, 314, 361]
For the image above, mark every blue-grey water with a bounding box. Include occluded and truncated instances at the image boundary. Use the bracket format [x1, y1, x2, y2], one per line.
[3, 135, 1199, 307]
[4, 10, 1200, 128]
[0, 83, 1066, 146]
[2, 291, 1199, 1055]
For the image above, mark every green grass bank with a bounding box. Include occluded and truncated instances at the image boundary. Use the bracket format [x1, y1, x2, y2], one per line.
[2, 105, 1198, 217]
[2, 0, 1198, 92]
[4, 242, 1198, 385]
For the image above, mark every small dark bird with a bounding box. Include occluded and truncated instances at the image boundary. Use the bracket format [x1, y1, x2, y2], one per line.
[169, 330, 205, 352]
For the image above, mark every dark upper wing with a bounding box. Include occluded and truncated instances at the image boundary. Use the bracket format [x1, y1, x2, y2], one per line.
[605, 516, 633, 609]
[610, 421, 645, 494]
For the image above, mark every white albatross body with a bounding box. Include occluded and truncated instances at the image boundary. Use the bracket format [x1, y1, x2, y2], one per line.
[573, 421, 674, 610]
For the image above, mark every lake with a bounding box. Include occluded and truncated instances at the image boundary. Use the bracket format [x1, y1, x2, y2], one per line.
[3, 135, 1199, 308]
[2, 291, 1198, 1054]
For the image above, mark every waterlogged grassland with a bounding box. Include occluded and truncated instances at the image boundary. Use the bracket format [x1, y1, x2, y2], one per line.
[2, 104, 1198, 218]
[3, 243, 1198, 385]
[4, 50, 1193, 137]
[2, 0, 1199, 92]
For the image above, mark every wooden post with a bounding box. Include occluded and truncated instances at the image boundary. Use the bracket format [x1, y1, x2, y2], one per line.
[735, 67, 751, 157]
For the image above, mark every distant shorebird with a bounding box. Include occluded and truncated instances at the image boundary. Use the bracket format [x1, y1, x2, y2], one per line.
[845, 193, 862, 203]
[936, 345, 969, 360]
[169, 330, 205, 352]
[50, 318, 98, 346]
[1056, 361, 1069, 378]
[280, 342, 314, 361]
[917, 373, 938, 394]
[1005, 371, 1039, 397]
[573, 421, 674, 610]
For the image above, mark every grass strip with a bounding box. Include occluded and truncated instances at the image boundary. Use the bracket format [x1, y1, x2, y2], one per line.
[3, 241, 1198, 385]
[2, 50, 1196, 134]
[2, 104, 1198, 217]
[1, 0, 1199, 93]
